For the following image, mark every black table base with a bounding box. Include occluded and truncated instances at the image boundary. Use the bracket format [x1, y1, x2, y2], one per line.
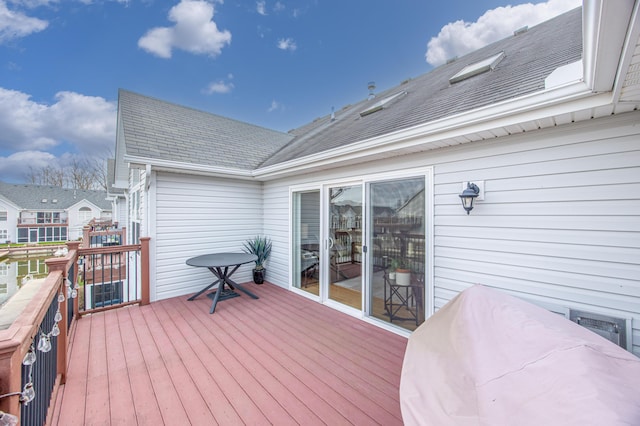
[187, 259, 259, 313]
[207, 288, 240, 301]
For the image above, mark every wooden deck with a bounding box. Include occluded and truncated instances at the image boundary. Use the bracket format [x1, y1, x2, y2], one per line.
[52, 283, 407, 425]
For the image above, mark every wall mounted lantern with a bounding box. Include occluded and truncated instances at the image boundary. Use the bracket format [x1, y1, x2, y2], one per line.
[459, 182, 480, 214]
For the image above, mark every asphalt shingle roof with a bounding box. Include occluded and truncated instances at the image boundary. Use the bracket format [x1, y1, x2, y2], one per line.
[116, 8, 582, 172]
[261, 7, 582, 167]
[0, 182, 110, 210]
[118, 90, 295, 171]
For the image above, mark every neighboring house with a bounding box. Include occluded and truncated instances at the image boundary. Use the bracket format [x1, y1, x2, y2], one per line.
[114, 3, 640, 355]
[0, 182, 111, 243]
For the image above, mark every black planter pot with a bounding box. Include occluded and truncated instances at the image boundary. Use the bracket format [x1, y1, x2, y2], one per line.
[253, 268, 265, 284]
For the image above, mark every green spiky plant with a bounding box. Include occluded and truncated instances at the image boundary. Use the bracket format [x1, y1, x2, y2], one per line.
[243, 235, 272, 271]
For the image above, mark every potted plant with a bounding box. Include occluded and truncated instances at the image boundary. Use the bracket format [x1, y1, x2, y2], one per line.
[243, 235, 272, 284]
[388, 258, 400, 280]
[395, 259, 411, 286]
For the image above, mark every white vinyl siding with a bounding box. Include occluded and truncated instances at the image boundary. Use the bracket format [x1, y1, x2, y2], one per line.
[263, 111, 640, 355]
[152, 172, 264, 301]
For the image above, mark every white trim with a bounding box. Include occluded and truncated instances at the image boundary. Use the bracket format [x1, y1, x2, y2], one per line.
[612, 0, 640, 103]
[583, 0, 636, 92]
[254, 81, 603, 180]
[287, 165, 434, 328]
[147, 169, 157, 302]
[124, 155, 254, 180]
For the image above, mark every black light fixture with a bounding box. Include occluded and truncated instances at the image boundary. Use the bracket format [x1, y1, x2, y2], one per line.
[459, 182, 480, 214]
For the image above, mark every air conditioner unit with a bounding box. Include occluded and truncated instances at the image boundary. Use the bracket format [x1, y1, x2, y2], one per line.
[569, 309, 628, 350]
[84, 281, 125, 310]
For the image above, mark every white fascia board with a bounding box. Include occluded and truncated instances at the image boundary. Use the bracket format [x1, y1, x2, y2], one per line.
[254, 80, 608, 180]
[123, 155, 254, 180]
[612, 0, 640, 102]
[0, 195, 22, 210]
[583, 0, 636, 92]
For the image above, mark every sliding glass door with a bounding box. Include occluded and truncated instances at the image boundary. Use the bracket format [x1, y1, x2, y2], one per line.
[367, 177, 426, 331]
[292, 190, 321, 296]
[291, 173, 427, 331]
[327, 184, 363, 309]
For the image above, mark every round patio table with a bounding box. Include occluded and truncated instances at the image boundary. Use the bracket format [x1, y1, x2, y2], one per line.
[186, 253, 259, 314]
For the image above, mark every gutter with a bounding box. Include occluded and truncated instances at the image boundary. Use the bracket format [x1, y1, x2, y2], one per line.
[254, 1, 639, 181]
[583, 0, 636, 93]
[123, 155, 255, 180]
[253, 78, 609, 180]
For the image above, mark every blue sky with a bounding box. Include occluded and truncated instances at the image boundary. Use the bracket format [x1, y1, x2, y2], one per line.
[0, 0, 580, 183]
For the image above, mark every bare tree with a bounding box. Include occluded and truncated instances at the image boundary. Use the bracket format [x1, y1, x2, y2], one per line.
[26, 156, 108, 190]
[27, 165, 65, 187]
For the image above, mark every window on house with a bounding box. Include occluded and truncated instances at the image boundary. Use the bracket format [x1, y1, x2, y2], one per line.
[37, 212, 47, 224]
[130, 222, 140, 244]
[131, 191, 141, 221]
[17, 228, 28, 243]
[0, 211, 6, 221]
[0, 229, 7, 241]
[78, 207, 93, 224]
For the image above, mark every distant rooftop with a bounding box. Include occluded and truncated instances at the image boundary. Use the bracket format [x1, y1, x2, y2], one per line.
[0, 182, 110, 210]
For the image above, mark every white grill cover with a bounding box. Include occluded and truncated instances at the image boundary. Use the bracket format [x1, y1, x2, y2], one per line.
[400, 285, 640, 426]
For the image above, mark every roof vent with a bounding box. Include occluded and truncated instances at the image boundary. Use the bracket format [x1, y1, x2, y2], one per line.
[514, 26, 528, 36]
[41, 199, 47, 203]
[446, 56, 458, 64]
[367, 81, 376, 100]
[360, 90, 407, 117]
[52, 199, 58, 204]
[449, 51, 505, 84]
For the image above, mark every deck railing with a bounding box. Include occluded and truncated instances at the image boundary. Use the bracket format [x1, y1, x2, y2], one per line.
[0, 238, 149, 424]
[77, 241, 149, 313]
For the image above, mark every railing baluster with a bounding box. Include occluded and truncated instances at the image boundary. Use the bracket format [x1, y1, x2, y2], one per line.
[20, 291, 59, 425]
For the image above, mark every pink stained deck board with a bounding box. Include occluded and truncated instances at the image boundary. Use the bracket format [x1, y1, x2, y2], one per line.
[53, 283, 406, 425]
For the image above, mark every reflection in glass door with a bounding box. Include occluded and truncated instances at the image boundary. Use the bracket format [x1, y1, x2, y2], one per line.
[328, 185, 363, 309]
[292, 190, 321, 296]
[367, 177, 426, 331]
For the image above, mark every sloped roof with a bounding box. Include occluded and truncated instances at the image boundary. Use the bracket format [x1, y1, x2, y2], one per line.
[261, 7, 583, 167]
[118, 90, 294, 171]
[0, 182, 110, 210]
[106, 159, 125, 196]
[116, 7, 585, 174]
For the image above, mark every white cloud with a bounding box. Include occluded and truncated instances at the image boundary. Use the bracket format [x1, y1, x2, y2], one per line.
[256, 0, 266, 16]
[277, 37, 296, 51]
[0, 150, 57, 182]
[425, 0, 581, 66]
[7, 0, 57, 7]
[274, 2, 284, 12]
[267, 99, 282, 112]
[0, 0, 48, 42]
[204, 80, 234, 94]
[0, 87, 116, 154]
[138, 0, 231, 59]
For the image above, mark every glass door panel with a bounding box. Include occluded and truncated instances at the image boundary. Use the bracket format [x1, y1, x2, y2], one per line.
[292, 190, 321, 296]
[368, 177, 426, 331]
[328, 185, 363, 309]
